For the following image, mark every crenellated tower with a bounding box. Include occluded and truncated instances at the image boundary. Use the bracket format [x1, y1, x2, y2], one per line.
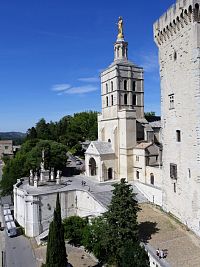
[154, 0, 200, 236]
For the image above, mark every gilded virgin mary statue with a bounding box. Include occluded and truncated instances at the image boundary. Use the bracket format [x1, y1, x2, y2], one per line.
[117, 16, 124, 39]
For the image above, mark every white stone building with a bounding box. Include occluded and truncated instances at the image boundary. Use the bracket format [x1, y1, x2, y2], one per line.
[14, 176, 107, 237]
[85, 18, 162, 205]
[154, 0, 200, 236]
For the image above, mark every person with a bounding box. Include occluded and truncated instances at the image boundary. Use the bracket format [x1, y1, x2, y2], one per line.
[156, 248, 159, 257]
[159, 249, 164, 259]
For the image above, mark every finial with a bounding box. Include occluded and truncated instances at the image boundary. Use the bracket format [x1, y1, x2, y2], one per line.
[117, 16, 124, 40]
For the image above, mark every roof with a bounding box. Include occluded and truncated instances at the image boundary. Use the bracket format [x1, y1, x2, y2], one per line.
[91, 141, 114, 155]
[136, 118, 149, 124]
[149, 120, 161, 128]
[0, 140, 13, 145]
[135, 142, 152, 149]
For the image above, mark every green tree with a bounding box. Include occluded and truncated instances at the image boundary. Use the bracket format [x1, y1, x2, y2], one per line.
[83, 179, 149, 266]
[0, 140, 67, 195]
[120, 241, 149, 267]
[104, 178, 142, 265]
[63, 216, 88, 246]
[45, 193, 68, 267]
[82, 217, 110, 265]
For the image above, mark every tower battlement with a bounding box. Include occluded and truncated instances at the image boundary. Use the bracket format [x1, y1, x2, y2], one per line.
[153, 0, 200, 46]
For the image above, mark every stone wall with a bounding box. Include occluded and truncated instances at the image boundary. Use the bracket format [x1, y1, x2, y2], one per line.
[154, 0, 200, 236]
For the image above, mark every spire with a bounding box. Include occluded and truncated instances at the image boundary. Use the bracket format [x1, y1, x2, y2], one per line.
[114, 17, 128, 61]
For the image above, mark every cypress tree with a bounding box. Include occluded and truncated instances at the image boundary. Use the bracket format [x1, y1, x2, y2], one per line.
[45, 193, 68, 267]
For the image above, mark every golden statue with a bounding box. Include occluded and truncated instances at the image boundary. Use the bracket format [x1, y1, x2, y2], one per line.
[117, 16, 124, 39]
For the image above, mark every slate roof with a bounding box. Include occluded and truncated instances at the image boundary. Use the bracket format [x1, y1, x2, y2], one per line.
[135, 142, 152, 149]
[91, 141, 114, 155]
[149, 121, 161, 128]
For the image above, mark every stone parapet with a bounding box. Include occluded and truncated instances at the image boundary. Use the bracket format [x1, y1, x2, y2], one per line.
[153, 0, 200, 46]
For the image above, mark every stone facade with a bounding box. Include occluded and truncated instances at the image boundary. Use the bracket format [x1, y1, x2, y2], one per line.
[14, 179, 106, 237]
[0, 140, 13, 159]
[85, 22, 162, 189]
[154, 0, 200, 235]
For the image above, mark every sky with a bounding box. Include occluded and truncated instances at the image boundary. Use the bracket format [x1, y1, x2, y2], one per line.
[0, 0, 175, 132]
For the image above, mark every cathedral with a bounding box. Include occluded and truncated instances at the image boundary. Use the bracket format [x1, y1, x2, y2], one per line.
[86, 0, 200, 237]
[85, 17, 162, 203]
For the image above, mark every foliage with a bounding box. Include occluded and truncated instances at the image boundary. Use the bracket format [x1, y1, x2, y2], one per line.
[120, 241, 149, 267]
[104, 178, 140, 265]
[82, 179, 149, 266]
[82, 217, 110, 265]
[63, 216, 88, 246]
[0, 139, 67, 196]
[45, 193, 68, 267]
[144, 111, 155, 117]
[26, 111, 98, 155]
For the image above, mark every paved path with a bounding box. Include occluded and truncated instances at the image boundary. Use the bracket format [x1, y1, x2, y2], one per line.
[0, 200, 36, 267]
[138, 203, 200, 267]
[5, 235, 36, 267]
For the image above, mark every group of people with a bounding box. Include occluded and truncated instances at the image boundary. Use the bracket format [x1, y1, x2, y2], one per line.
[156, 248, 167, 259]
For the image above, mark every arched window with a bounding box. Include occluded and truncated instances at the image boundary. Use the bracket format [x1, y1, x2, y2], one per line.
[111, 95, 114, 106]
[106, 83, 108, 94]
[133, 94, 136, 106]
[124, 80, 127, 90]
[108, 168, 113, 180]
[124, 94, 127, 105]
[133, 81, 136, 91]
[106, 96, 109, 107]
[111, 81, 114, 91]
[89, 158, 97, 176]
[150, 173, 154, 185]
[108, 139, 111, 143]
[136, 171, 139, 179]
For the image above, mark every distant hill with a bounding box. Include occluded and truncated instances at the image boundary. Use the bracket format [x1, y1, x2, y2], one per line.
[0, 132, 26, 144]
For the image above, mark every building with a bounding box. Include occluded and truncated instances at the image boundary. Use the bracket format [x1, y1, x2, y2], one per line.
[0, 140, 13, 159]
[154, 0, 200, 236]
[85, 17, 162, 205]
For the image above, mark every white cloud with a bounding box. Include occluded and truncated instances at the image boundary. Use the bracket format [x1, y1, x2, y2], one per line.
[52, 83, 98, 95]
[140, 53, 159, 73]
[78, 77, 99, 83]
[52, 84, 71, 92]
[65, 85, 98, 94]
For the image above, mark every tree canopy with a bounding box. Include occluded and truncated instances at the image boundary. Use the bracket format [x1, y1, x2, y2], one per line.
[0, 139, 67, 195]
[26, 111, 98, 154]
[83, 179, 150, 266]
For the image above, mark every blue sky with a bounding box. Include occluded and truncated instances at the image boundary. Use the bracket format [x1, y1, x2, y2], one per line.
[0, 0, 175, 132]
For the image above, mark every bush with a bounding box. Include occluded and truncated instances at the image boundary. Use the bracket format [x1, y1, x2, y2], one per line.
[63, 216, 88, 246]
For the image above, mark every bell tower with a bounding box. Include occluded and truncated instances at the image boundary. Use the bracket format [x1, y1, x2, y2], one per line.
[98, 17, 144, 181]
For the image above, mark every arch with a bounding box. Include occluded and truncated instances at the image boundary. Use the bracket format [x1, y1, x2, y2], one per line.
[106, 83, 108, 94]
[150, 173, 154, 185]
[124, 94, 128, 105]
[108, 168, 113, 180]
[136, 171, 140, 179]
[133, 94, 136, 106]
[108, 139, 111, 143]
[89, 158, 97, 176]
[106, 96, 109, 107]
[132, 80, 136, 91]
[124, 80, 127, 90]
[111, 94, 114, 105]
[111, 81, 114, 91]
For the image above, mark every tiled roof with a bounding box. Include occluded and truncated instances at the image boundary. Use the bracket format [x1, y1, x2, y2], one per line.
[92, 141, 114, 155]
[149, 121, 161, 128]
